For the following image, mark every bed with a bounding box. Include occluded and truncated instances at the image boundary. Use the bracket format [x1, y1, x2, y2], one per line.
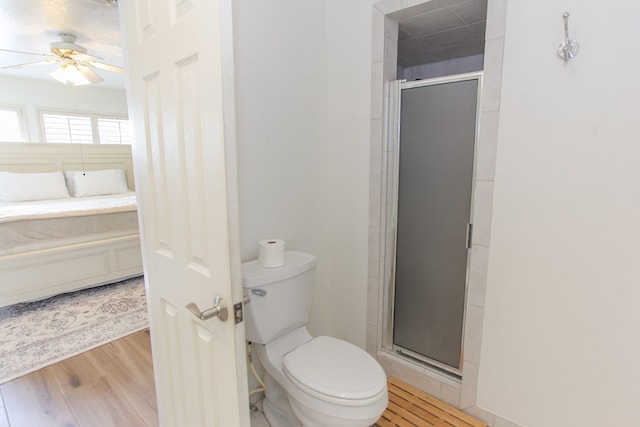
[0, 143, 143, 308]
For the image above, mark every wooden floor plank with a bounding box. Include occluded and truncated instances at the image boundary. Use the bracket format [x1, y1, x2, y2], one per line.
[48, 347, 108, 395]
[64, 375, 148, 427]
[0, 330, 158, 427]
[1, 368, 78, 427]
[91, 334, 158, 426]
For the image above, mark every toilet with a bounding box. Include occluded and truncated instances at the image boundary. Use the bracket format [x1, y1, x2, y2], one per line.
[242, 251, 388, 427]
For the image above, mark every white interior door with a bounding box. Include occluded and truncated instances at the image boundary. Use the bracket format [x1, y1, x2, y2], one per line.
[119, 0, 249, 425]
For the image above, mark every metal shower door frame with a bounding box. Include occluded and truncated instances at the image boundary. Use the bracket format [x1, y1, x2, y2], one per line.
[382, 72, 483, 377]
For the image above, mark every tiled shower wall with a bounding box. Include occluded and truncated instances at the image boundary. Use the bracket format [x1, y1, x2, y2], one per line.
[367, 1, 519, 426]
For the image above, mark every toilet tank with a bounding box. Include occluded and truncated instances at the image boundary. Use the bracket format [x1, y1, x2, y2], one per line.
[242, 251, 317, 344]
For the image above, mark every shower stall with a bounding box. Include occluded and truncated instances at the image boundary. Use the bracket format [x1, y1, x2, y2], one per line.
[386, 72, 481, 375]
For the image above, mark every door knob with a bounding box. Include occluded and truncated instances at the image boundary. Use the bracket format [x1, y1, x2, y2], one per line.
[186, 296, 228, 321]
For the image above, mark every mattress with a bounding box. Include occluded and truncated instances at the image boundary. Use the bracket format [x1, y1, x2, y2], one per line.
[0, 192, 139, 256]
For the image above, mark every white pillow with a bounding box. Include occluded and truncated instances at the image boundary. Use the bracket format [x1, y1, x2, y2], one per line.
[65, 169, 130, 197]
[0, 171, 70, 203]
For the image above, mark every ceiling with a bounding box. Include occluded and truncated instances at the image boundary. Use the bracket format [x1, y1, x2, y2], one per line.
[0, 0, 486, 89]
[395, 0, 487, 68]
[0, 0, 124, 89]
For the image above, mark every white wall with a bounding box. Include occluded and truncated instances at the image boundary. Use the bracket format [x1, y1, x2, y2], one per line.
[232, 0, 331, 336]
[0, 75, 128, 142]
[477, 1, 640, 426]
[233, 1, 375, 347]
[325, 0, 377, 347]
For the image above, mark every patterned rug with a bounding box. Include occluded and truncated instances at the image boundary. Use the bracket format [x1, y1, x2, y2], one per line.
[0, 276, 148, 384]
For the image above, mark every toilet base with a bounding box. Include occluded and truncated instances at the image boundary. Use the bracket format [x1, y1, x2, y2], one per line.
[263, 372, 301, 427]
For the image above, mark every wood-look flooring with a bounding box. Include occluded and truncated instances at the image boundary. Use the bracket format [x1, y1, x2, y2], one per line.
[0, 329, 158, 427]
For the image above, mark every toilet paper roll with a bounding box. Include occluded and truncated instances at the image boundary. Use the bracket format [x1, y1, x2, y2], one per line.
[258, 239, 286, 268]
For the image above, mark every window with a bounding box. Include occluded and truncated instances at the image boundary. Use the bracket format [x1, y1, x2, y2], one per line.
[0, 106, 27, 142]
[39, 110, 132, 145]
[97, 118, 133, 145]
[42, 113, 93, 144]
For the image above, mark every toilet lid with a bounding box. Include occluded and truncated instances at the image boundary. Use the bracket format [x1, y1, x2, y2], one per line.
[282, 336, 386, 401]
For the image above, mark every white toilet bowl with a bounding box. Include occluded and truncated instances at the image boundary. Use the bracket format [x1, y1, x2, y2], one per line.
[253, 327, 388, 427]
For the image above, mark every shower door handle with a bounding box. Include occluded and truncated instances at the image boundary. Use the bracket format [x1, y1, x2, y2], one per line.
[186, 296, 228, 321]
[466, 223, 473, 249]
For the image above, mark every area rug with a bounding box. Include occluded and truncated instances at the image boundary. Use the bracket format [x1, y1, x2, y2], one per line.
[0, 276, 148, 384]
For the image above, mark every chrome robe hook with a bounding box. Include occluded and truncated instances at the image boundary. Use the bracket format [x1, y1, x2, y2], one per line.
[558, 12, 579, 62]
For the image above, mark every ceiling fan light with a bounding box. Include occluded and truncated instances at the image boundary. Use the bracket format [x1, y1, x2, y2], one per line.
[50, 63, 91, 85]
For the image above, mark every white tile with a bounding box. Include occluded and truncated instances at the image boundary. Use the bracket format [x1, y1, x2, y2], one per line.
[367, 280, 380, 326]
[369, 173, 383, 223]
[460, 361, 479, 409]
[377, 352, 394, 375]
[462, 304, 484, 364]
[371, 61, 385, 120]
[369, 193, 381, 228]
[385, 15, 399, 42]
[383, 37, 398, 81]
[481, 38, 505, 113]
[390, 360, 443, 399]
[368, 247, 380, 278]
[384, 52, 399, 82]
[372, 9, 386, 64]
[370, 144, 382, 177]
[467, 245, 489, 307]
[369, 241, 380, 268]
[366, 322, 379, 355]
[412, 375, 443, 400]
[485, 0, 508, 41]
[441, 382, 461, 408]
[369, 226, 381, 252]
[475, 110, 499, 181]
[371, 118, 384, 153]
[471, 180, 494, 247]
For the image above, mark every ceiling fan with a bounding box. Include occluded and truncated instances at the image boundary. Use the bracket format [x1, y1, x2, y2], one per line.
[0, 33, 124, 85]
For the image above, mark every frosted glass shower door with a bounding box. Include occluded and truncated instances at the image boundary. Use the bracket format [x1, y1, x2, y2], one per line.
[392, 75, 479, 372]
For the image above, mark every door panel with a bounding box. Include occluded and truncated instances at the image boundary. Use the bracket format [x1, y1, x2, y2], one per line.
[119, 0, 249, 425]
[393, 76, 479, 371]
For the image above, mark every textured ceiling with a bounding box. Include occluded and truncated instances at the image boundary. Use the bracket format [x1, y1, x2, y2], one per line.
[0, 0, 487, 89]
[0, 0, 124, 88]
[396, 0, 487, 67]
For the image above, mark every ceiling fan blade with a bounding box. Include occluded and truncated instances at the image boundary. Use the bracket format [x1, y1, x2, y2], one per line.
[78, 65, 104, 84]
[2, 59, 58, 70]
[74, 52, 105, 62]
[0, 48, 54, 58]
[89, 61, 124, 73]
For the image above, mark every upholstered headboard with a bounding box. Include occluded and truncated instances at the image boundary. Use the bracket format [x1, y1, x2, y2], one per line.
[0, 143, 136, 190]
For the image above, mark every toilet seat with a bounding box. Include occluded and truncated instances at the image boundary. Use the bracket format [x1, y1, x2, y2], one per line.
[283, 336, 387, 405]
